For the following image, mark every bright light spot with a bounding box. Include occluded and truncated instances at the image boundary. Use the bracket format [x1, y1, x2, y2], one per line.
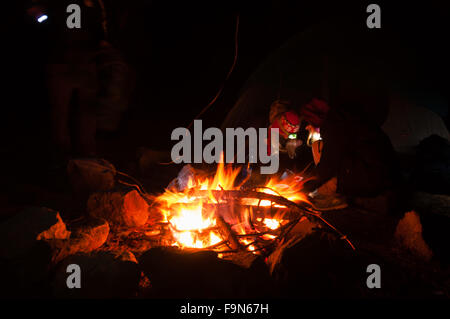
[170, 206, 215, 231]
[308, 131, 322, 145]
[264, 218, 280, 230]
[262, 234, 276, 240]
[37, 15, 48, 23]
[209, 232, 222, 245]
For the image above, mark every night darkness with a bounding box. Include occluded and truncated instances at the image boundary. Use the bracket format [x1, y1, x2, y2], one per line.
[1, 0, 449, 306]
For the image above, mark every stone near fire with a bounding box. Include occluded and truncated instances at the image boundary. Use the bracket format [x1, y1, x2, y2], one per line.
[267, 216, 316, 274]
[395, 210, 433, 261]
[139, 247, 273, 298]
[52, 250, 141, 298]
[409, 192, 450, 261]
[273, 231, 360, 298]
[0, 207, 70, 297]
[67, 158, 116, 193]
[87, 190, 149, 227]
[54, 218, 110, 263]
[168, 164, 196, 191]
[0, 206, 70, 260]
[221, 250, 258, 269]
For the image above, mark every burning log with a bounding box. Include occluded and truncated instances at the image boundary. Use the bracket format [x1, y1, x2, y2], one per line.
[87, 189, 149, 228]
[152, 161, 354, 268]
[215, 215, 242, 250]
[189, 189, 315, 213]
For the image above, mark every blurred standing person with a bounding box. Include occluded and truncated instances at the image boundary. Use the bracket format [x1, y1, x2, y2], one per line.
[27, 0, 109, 162]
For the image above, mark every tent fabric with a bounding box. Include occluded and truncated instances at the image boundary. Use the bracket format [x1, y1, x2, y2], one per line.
[221, 21, 448, 155]
[222, 21, 393, 130]
[382, 97, 450, 154]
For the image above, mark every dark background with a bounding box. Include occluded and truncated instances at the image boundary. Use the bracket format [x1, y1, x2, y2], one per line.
[3, 0, 449, 174]
[0, 1, 449, 299]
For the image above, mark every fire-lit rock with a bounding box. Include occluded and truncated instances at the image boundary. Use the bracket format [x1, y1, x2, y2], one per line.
[54, 218, 110, 263]
[395, 210, 433, 261]
[0, 207, 70, 297]
[0, 206, 70, 260]
[87, 190, 149, 227]
[67, 158, 116, 194]
[272, 231, 362, 298]
[52, 250, 141, 298]
[266, 216, 316, 273]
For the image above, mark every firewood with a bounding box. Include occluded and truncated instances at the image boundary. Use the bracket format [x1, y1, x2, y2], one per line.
[189, 189, 315, 214]
[215, 214, 242, 250]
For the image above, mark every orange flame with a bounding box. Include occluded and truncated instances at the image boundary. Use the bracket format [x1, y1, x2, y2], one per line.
[155, 161, 307, 251]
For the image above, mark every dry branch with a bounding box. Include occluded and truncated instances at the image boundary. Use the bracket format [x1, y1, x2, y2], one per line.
[189, 189, 316, 215]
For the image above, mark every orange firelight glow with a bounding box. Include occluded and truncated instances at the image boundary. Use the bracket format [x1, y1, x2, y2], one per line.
[155, 161, 308, 252]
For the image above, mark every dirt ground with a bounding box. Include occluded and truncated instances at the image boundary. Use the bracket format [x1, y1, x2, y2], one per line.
[1, 134, 448, 299]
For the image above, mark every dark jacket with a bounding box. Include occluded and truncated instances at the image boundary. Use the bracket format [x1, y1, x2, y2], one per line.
[303, 106, 397, 197]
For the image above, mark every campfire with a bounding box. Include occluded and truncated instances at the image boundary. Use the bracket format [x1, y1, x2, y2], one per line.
[154, 162, 306, 252]
[1, 157, 358, 298]
[146, 161, 353, 262]
[61, 157, 355, 268]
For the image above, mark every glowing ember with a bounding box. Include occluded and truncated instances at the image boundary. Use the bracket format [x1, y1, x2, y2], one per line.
[170, 206, 215, 231]
[262, 234, 277, 240]
[263, 218, 281, 230]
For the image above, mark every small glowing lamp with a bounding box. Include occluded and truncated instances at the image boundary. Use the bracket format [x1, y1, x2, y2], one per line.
[37, 15, 48, 23]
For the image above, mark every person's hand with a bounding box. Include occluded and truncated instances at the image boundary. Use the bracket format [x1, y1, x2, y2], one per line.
[286, 139, 303, 159]
[300, 98, 330, 128]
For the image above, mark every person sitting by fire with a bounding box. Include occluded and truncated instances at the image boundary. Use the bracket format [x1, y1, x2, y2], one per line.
[302, 98, 399, 210]
[268, 100, 303, 159]
[268, 98, 398, 211]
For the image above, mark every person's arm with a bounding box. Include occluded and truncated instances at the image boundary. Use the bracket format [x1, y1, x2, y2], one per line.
[303, 118, 345, 192]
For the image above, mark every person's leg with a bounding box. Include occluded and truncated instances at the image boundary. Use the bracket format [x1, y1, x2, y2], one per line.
[309, 141, 347, 210]
[310, 177, 348, 211]
[316, 176, 337, 195]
